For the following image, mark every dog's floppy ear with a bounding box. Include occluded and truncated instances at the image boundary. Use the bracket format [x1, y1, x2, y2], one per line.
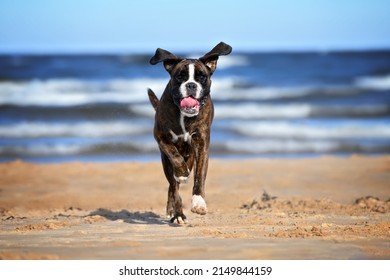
[199, 42, 232, 74]
[150, 48, 183, 74]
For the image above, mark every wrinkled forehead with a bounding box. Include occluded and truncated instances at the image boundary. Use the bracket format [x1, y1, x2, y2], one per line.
[171, 59, 209, 75]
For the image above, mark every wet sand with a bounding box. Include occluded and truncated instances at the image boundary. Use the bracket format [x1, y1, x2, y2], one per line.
[0, 156, 389, 259]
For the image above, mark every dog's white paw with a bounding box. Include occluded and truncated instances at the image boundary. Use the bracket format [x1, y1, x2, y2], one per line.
[169, 215, 188, 224]
[166, 212, 174, 220]
[177, 216, 187, 224]
[191, 195, 207, 215]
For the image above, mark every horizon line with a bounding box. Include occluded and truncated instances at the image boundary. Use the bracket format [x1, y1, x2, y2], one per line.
[1, 44, 390, 55]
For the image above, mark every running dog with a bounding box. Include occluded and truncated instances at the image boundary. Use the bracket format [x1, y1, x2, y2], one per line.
[147, 42, 232, 223]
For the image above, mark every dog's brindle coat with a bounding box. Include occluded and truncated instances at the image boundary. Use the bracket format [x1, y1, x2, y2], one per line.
[148, 42, 232, 224]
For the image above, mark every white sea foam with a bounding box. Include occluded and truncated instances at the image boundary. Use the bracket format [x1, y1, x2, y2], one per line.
[129, 104, 156, 117]
[215, 103, 312, 119]
[186, 54, 249, 69]
[214, 103, 389, 119]
[0, 121, 151, 138]
[224, 139, 339, 153]
[212, 82, 363, 101]
[0, 79, 167, 106]
[0, 78, 239, 107]
[0, 77, 365, 108]
[0, 144, 84, 156]
[0, 140, 159, 157]
[216, 55, 249, 69]
[229, 121, 390, 139]
[212, 84, 314, 101]
[355, 74, 390, 90]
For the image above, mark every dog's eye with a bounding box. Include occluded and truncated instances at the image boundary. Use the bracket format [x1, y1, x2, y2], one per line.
[176, 73, 186, 82]
[197, 73, 207, 83]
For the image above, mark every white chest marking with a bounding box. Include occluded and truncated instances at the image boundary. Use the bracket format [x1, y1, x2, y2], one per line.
[169, 113, 195, 143]
[180, 113, 188, 140]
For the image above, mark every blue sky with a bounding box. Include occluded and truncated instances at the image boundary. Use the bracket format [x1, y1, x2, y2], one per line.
[0, 0, 389, 53]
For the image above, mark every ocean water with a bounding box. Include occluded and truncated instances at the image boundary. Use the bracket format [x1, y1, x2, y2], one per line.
[0, 51, 389, 162]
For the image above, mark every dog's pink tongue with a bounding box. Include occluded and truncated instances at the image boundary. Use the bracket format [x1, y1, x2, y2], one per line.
[180, 96, 199, 108]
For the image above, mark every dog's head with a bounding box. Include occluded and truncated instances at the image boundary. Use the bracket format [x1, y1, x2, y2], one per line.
[150, 42, 232, 117]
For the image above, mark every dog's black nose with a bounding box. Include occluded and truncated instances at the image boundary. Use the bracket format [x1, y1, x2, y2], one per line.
[186, 82, 197, 91]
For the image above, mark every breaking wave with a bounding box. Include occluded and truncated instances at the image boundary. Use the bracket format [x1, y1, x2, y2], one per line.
[355, 74, 390, 90]
[221, 139, 390, 154]
[0, 79, 165, 106]
[0, 121, 151, 138]
[228, 120, 390, 139]
[2, 77, 386, 107]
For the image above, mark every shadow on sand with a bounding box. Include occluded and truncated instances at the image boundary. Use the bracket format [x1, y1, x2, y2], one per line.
[87, 208, 180, 226]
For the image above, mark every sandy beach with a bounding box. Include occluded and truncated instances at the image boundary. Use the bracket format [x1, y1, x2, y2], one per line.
[0, 156, 389, 260]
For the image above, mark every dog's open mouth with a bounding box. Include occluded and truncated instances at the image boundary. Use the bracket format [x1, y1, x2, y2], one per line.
[180, 96, 200, 116]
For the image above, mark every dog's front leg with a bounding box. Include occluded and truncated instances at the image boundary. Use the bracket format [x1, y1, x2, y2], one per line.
[160, 153, 187, 224]
[158, 137, 190, 183]
[157, 136, 189, 223]
[191, 134, 209, 215]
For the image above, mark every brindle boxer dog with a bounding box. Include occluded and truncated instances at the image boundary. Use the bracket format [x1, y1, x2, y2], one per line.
[147, 42, 232, 224]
